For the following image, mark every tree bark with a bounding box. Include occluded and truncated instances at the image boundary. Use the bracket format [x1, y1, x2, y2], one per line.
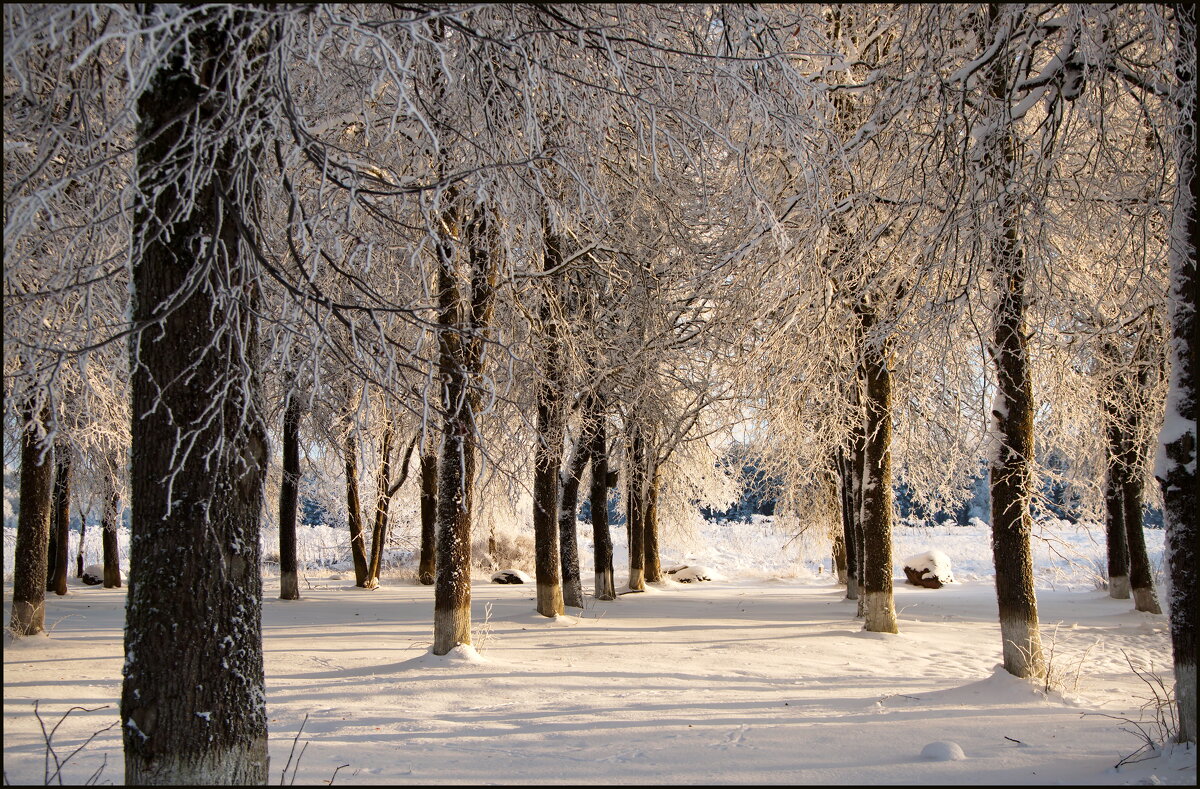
[279, 388, 301, 600]
[589, 399, 617, 600]
[101, 486, 122, 589]
[1158, 2, 1196, 744]
[984, 3, 1044, 679]
[1102, 408, 1131, 599]
[418, 450, 437, 585]
[532, 223, 566, 617]
[343, 426, 369, 588]
[122, 8, 269, 781]
[626, 424, 646, 591]
[836, 449, 859, 600]
[558, 432, 591, 609]
[48, 444, 70, 596]
[643, 464, 662, 584]
[858, 306, 897, 634]
[10, 405, 53, 635]
[365, 414, 394, 589]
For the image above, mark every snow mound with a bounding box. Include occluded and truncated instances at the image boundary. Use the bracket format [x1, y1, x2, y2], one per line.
[431, 644, 487, 664]
[920, 741, 966, 761]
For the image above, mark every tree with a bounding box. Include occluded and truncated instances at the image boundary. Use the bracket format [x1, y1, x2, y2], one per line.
[120, 6, 275, 781]
[279, 385, 302, 600]
[9, 405, 53, 635]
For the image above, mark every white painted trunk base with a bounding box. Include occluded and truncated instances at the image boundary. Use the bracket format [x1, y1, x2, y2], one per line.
[594, 570, 616, 600]
[433, 605, 471, 655]
[537, 582, 564, 617]
[9, 601, 44, 636]
[280, 573, 298, 600]
[1108, 575, 1130, 599]
[999, 614, 1045, 678]
[1132, 586, 1162, 614]
[846, 577, 859, 601]
[628, 568, 644, 591]
[862, 591, 897, 633]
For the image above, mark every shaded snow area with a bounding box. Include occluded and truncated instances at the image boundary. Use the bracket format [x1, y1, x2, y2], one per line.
[3, 519, 1194, 785]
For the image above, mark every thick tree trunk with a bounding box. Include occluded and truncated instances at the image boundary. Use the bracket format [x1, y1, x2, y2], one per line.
[343, 429, 369, 587]
[984, 4, 1044, 679]
[589, 401, 617, 601]
[626, 425, 646, 591]
[48, 445, 70, 596]
[10, 406, 53, 635]
[1121, 470, 1161, 614]
[122, 9, 269, 781]
[558, 433, 591, 610]
[418, 451, 437, 585]
[279, 388, 301, 600]
[532, 224, 566, 617]
[101, 487, 121, 589]
[76, 507, 86, 579]
[1158, 3, 1196, 744]
[858, 310, 897, 634]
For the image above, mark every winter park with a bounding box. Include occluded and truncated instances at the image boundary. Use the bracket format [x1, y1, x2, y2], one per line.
[2, 4, 1196, 787]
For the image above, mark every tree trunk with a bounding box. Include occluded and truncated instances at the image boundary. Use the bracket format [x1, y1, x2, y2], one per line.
[626, 425, 646, 591]
[589, 400, 617, 601]
[365, 415, 394, 589]
[643, 465, 662, 584]
[10, 405, 53, 635]
[48, 444, 70, 596]
[836, 449, 859, 600]
[76, 505, 86, 579]
[984, 3, 1044, 679]
[344, 427, 369, 588]
[1121, 468, 1161, 614]
[1103, 429, 1131, 599]
[858, 307, 897, 634]
[532, 223, 566, 617]
[123, 8, 269, 781]
[1158, 3, 1196, 743]
[558, 432, 591, 609]
[279, 388, 301, 600]
[101, 486, 121, 589]
[418, 450, 437, 585]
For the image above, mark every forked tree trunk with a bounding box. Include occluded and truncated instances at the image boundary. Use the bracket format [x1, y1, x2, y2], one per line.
[10, 405, 53, 635]
[101, 486, 121, 589]
[858, 309, 897, 634]
[1159, 5, 1197, 743]
[558, 433, 591, 609]
[589, 400, 617, 601]
[279, 388, 301, 600]
[418, 450, 437, 585]
[48, 445, 70, 596]
[365, 416, 394, 589]
[122, 8, 269, 781]
[626, 425, 646, 591]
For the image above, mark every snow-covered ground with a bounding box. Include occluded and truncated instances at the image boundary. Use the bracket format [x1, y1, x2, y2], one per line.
[3, 515, 1194, 785]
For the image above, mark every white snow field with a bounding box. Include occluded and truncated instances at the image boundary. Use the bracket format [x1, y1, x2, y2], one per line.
[3, 517, 1195, 785]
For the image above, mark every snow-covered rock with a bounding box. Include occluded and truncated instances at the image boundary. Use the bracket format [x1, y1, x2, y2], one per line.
[492, 569, 533, 584]
[665, 565, 713, 583]
[903, 550, 954, 588]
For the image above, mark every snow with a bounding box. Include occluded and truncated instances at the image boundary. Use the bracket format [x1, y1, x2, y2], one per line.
[2, 517, 1193, 785]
